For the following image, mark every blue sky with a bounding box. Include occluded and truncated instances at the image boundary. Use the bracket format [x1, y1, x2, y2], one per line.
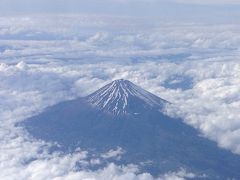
[0, 0, 240, 23]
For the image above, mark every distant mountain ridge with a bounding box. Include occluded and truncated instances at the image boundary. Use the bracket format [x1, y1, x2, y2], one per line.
[21, 79, 240, 179]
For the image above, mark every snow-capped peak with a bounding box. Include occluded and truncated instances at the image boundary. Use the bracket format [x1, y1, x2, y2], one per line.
[86, 79, 167, 115]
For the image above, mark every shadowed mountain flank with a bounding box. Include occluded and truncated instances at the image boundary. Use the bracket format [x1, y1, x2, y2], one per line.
[21, 79, 240, 179]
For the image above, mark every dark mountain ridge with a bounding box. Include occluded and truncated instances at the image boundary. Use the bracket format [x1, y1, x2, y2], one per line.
[21, 79, 240, 179]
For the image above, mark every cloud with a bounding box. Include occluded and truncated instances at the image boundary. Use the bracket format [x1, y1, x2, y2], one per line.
[1, 15, 240, 66]
[0, 15, 240, 179]
[159, 168, 196, 180]
[101, 147, 125, 160]
[1, 59, 239, 179]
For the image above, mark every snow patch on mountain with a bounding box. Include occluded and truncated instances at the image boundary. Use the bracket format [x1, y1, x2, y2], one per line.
[86, 79, 167, 115]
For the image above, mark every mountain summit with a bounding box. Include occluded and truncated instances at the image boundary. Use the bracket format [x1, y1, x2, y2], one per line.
[21, 79, 240, 179]
[86, 79, 167, 115]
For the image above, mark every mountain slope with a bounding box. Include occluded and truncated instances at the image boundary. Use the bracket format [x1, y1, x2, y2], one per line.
[21, 79, 240, 179]
[86, 79, 167, 115]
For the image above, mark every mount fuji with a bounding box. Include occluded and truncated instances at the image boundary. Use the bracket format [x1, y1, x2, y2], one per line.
[22, 79, 240, 179]
[87, 79, 168, 116]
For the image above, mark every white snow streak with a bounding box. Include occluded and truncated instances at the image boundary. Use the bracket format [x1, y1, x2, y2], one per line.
[87, 79, 166, 115]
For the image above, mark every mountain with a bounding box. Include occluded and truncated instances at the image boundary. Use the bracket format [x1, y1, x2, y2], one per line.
[21, 79, 240, 179]
[86, 79, 167, 116]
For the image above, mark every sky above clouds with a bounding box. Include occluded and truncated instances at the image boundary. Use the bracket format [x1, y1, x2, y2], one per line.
[0, 0, 240, 23]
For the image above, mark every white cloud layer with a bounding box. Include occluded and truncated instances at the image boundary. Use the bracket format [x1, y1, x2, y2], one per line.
[0, 15, 240, 179]
[0, 59, 239, 179]
[1, 15, 240, 66]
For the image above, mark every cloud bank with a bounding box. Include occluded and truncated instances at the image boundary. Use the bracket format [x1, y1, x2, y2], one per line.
[0, 15, 240, 179]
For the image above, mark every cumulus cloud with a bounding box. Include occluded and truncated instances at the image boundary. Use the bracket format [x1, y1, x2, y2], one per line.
[1, 15, 240, 65]
[0, 15, 240, 179]
[1, 59, 240, 177]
